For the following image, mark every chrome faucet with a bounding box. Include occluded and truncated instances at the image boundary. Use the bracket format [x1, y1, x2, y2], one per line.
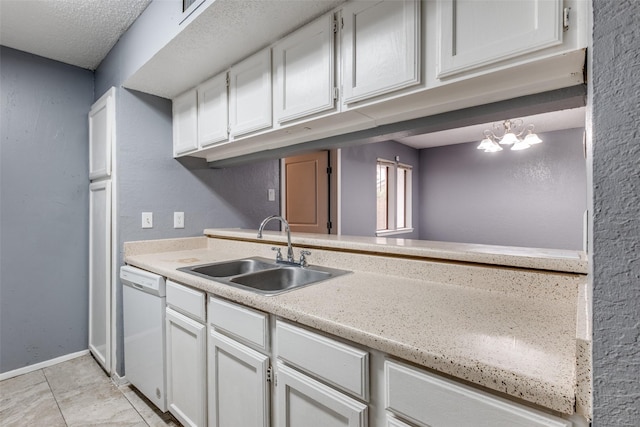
[257, 215, 295, 263]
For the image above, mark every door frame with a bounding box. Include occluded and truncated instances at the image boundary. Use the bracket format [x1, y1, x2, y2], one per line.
[280, 149, 340, 235]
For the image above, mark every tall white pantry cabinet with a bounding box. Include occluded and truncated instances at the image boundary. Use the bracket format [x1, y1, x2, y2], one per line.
[88, 87, 117, 375]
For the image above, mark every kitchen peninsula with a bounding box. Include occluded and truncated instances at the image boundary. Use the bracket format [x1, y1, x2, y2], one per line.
[124, 229, 590, 426]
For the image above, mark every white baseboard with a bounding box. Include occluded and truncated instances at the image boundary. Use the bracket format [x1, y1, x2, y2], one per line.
[0, 349, 90, 381]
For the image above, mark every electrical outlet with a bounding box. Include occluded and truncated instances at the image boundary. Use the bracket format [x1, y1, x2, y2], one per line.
[142, 212, 153, 229]
[174, 212, 185, 229]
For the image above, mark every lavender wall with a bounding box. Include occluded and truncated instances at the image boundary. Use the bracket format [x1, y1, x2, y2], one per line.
[419, 128, 587, 249]
[340, 140, 420, 238]
[0, 47, 94, 373]
[95, 13, 279, 375]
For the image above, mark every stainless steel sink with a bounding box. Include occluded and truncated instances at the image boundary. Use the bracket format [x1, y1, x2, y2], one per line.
[188, 258, 277, 278]
[178, 257, 350, 295]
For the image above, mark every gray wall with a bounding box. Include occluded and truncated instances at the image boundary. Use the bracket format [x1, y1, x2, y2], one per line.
[340, 140, 420, 238]
[419, 128, 587, 250]
[591, 0, 640, 425]
[0, 47, 94, 373]
[95, 12, 279, 375]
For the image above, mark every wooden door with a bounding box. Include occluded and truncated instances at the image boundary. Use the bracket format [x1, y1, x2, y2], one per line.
[166, 308, 207, 427]
[284, 151, 329, 234]
[208, 330, 270, 427]
[275, 363, 368, 427]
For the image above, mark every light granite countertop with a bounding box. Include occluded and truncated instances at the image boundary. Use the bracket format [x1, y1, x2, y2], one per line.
[204, 228, 589, 274]
[124, 232, 589, 417]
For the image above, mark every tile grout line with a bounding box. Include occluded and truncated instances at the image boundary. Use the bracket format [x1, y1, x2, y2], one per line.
[41, 368, 69, 427]
[118, 385, 152, 427]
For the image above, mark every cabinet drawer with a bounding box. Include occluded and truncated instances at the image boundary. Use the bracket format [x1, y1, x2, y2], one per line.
[208, 296, 269, 351]
[276, 320, 369, 401]
[385, 360, 571, 427]
[166, 280, 205, 322]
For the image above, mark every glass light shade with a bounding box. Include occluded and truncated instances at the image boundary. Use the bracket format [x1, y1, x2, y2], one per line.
[477, 138, 494, 150]
[484, 142, 503, 152]
[511, 139, 531, 151]
[523, 133, 543, 144]
[500, 132, 519, 145]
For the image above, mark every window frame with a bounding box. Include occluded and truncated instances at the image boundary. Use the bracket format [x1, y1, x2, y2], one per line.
[181, 0, 206, 24]
[376, 158, 413, 237]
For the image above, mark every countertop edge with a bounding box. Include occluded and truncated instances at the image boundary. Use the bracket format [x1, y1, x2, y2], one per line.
[204, 228, 589, 274]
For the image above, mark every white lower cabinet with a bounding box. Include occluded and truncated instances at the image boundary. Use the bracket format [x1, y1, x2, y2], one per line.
[155, 289, 577, 427]
[207, 295, 271, 427]
[275, 362, 368, 427]
[274, 320, 369, 427]
[384, 360, 571, 427]
[208, 329, 270, 427]
[386, 415, 413, 427]
[166, 281, 207, 427]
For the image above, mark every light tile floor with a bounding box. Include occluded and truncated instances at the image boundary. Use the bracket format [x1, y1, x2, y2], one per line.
[0, 354, 180, 427]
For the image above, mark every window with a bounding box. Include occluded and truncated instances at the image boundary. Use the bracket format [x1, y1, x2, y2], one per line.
[182, 0, 206, 23]
[376, 159, 413, 236]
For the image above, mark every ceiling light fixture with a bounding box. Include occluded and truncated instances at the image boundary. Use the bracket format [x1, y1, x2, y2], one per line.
[476, 119, 542, 153]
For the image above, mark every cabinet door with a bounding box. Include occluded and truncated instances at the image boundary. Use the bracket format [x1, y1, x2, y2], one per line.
[342, 0, 420, 105]
[198, 73, 229, 148]
[88, 181, 111, 373]
[386, 415, 414, 427]
[437, 0, 563, 78]
[273, 13, 335, 124]
[89, 87, 115, 180]
[208, 329, 270, 427]
[385, 361, 571, 427]
[275, 363, 367, 427]
[229, 49, 272, 138]
[173, 89, 198, 156]
[166, 308, 207, 427]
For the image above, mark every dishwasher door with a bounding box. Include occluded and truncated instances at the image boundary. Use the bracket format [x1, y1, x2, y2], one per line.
[122, 266, 167, 412]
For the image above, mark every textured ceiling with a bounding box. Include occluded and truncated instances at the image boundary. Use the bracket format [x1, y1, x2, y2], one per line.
[0, 0, 151, 70]
[125, 0, 346, 99]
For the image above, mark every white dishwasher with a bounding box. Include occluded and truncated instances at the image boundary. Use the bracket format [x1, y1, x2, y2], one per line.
[121, 265, 167, 412]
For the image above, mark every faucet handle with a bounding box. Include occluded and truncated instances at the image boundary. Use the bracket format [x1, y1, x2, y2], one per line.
[299, 250, 311, 267]
[271, 246, 283, 262]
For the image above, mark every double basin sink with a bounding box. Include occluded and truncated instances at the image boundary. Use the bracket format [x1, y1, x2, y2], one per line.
[178, 257, 351, 295]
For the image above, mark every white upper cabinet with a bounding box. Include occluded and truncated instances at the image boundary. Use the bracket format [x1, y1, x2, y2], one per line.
[229, 49, 272, 138]
[89, 87, 115, 180]
[273, 13, 336, 124]
[197, 72, 229, 148]
[437, 0, 563, 78]
[173, 89, 198, 156]
[342, 0, 421, 105]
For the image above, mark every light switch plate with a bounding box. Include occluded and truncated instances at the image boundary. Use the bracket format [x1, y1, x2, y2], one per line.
[174, 212, 185, 229]
[142, 212, 153, 229]
[268, 189, 276, 201]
